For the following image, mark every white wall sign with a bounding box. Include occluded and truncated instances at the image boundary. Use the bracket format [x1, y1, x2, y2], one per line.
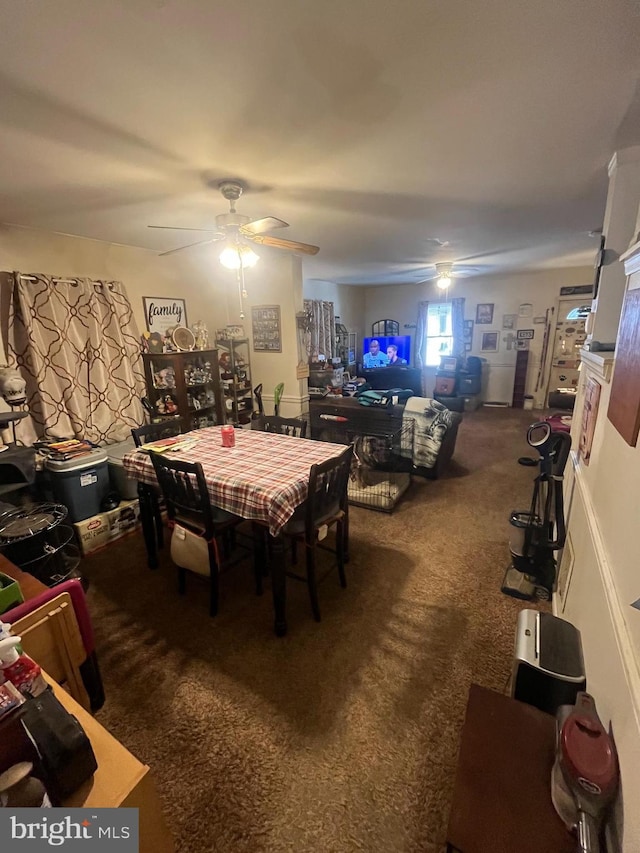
[143, 297, 188, 334]
[517, 329, 535, 340]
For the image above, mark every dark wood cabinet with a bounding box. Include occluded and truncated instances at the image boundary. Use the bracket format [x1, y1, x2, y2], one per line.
[141, 349, 224, 433]
[511, 349, 530, 408]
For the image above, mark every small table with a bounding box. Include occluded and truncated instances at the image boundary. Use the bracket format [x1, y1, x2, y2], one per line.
[446, 684, 575, 853]
[123, 427, 347, 635]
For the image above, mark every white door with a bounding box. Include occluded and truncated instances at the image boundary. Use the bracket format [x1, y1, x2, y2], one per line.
[545, 299, 589, 405]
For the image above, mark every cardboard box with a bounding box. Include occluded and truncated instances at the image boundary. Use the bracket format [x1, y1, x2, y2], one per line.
[73, 498, 141, 555]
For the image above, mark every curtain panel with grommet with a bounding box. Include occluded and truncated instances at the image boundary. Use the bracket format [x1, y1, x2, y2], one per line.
[5, 272, 145, 445]
[414, 300, 429, 370]
[303, 299, 336, 361]
[451, 297, 466, 359]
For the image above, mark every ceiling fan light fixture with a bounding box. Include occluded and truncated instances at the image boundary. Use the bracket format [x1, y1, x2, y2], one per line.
[434, 262, 453, 290]
[219, 244, 259, 270]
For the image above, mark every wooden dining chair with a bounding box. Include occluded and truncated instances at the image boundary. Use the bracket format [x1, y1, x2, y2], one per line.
[131, 421, 182, 448]
[150, 454, 255, 616]
[252, 383, 265, 418]
[281, 445, 353, 621]
[131, 422, 183, 551]
[251, 415, 308, 439]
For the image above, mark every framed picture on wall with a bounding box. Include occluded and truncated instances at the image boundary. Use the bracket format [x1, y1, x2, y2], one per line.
[481, 331, 499, 352]
[502, 314, 517, 330]
[252, 304, 282, 352]
[463, 319, 474, 351]
[476, 303, 494, 324]
[143, 297, 188, 335]
[580, 377, 601, 463]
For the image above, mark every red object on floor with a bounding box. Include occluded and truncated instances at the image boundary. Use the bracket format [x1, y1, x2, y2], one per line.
[545, 414, 572, 434]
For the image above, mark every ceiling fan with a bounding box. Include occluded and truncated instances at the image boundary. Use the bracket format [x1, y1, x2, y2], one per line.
[416, 262, 479, 289]
[149, 180, 320, 259]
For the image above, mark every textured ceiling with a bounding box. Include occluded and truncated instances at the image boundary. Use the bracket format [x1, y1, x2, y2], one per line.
[0, 0, 639, 284]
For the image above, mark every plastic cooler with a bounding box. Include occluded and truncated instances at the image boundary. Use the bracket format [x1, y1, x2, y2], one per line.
[105, 437, 139, 500]
[44, 448, 109, 522]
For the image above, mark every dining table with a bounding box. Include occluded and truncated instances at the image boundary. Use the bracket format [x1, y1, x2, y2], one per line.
[122, 426, 348, 635]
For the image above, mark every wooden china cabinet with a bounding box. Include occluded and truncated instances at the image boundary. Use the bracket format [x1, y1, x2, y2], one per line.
[141, 349, 224, 433]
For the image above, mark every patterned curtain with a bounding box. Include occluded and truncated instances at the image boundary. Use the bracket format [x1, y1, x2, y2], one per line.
[303, 299, 335, 360]
[414, 300, 429, 369]
[6, 273, 144, 445]
[451, 297, 466, 359]
[88, 280, 146, 443]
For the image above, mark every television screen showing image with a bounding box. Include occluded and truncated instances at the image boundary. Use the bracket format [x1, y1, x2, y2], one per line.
[362, 335, 411, 368]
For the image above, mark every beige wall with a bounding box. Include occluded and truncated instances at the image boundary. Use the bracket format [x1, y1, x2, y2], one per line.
[559, 253, 640, 851]
[360, 267, 592, 404]
[0, 222, 230, 335]
[0, 222, 309, 415]
[303, 279, 366, 345]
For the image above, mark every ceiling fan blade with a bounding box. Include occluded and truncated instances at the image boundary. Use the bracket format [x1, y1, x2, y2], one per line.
[148, 225, 219, 232]
[240, 216, 289, 236]
[159, 237, 222, 257]
[247, 234, 319, 256]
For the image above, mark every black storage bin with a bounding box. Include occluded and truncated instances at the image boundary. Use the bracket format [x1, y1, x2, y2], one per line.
[459, 374, 482, 395]
[465, 356, 483, 375]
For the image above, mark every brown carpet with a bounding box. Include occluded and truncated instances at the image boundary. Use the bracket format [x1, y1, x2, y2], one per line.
[85, 407, 543, 853]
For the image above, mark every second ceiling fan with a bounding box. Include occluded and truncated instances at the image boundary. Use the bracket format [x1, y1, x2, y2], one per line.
[416, 262, 479, 289]
[149, 180, 320, 261]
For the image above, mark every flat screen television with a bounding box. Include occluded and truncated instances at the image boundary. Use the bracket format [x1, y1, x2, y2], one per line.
[362, 335, 411, 368]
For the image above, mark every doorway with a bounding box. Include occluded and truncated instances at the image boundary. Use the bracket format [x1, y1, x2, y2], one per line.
[544, 298, 589, 408]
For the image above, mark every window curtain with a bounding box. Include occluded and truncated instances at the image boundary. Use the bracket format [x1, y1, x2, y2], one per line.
[414, 300, 429, 369]
[6, 273, 145, 445]
[303, 299, 335, 360]
[451, 297, 466, 359]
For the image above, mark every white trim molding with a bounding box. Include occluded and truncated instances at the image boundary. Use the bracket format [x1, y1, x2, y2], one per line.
[572, 460, 640, 727]
[580, 349, 615, 383]
[622, 238, 640, 276]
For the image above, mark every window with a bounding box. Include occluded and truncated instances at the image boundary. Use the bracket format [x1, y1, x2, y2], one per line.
[565, 305, 591, 321]
[424, 302, 453, 366]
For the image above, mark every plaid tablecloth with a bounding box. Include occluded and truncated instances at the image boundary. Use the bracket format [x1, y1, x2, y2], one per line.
[123, 427, 347, 537]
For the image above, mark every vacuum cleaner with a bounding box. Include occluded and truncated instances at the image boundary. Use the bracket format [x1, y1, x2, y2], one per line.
[551, 692, 619, 852]
[502, 420, 572, 600]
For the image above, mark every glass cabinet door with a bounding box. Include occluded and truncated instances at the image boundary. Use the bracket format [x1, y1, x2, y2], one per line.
[183, 353, 220, 430]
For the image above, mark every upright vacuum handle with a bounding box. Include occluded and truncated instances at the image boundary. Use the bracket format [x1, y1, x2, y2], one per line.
[577, 810, 599, 853]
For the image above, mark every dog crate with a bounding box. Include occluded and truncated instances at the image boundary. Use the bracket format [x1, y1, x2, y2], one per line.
[314, 419, 415, 512]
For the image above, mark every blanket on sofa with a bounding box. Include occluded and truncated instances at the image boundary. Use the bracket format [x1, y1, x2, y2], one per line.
[400, 396, 456, 469]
